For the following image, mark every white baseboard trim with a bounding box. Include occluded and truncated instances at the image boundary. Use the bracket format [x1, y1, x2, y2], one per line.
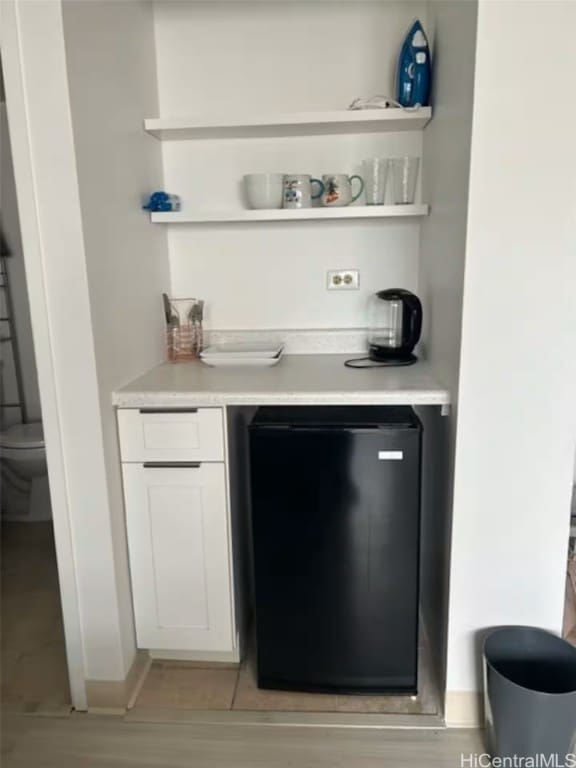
[149, 646, 241, 664]
[85, 650, 151, 712]
[445, 691, 483, 728]
[126, 653, 152, 710]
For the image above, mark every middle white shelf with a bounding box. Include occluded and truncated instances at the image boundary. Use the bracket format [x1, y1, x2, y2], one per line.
[150, 205, 429, 224]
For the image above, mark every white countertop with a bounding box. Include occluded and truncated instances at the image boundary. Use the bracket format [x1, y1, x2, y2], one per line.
[113, 355, 450, 408]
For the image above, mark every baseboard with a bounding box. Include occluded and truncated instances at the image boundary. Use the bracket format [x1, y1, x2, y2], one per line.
[149, 642, 241, 665]
[445, 691, 483, 727]
[125, 652, 153, 710]
[86, 650, 151, 713]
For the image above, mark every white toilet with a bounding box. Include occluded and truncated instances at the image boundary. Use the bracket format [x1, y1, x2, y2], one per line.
[0, 421, 52, 521]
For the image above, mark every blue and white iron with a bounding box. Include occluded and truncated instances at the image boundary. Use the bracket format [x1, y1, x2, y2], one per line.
[396, 20, 431, 108]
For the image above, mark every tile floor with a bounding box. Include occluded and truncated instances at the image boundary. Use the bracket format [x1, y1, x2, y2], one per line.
[1, 522, 71, 715]
[133, 641, 439, 715]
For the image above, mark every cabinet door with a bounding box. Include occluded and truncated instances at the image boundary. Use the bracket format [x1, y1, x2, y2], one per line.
[122, 462, 234, 651]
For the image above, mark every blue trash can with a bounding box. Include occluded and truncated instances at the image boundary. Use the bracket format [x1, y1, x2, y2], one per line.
[484, 627, 576, 761]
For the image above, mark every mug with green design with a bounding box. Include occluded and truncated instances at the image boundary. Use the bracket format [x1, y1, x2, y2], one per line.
[321, 173, 364, 207]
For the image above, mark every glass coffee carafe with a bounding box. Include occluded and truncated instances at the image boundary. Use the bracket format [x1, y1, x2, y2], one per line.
[367, 289, 422, 365]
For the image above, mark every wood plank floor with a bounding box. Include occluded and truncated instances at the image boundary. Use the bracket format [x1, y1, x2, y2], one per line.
[2, 713, 485, 767]
[1, 522, 71, 715]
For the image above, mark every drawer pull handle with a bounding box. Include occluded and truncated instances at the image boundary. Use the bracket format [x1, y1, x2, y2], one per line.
[143, 462, 201, 469]
[139, 408, 198, 414]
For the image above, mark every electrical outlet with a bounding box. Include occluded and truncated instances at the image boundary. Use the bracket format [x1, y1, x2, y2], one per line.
[327, 269, 360, 291]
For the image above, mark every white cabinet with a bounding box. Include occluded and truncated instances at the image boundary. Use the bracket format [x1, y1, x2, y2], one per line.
[118, 407, 236, 655]
[122, 462, 233, 652]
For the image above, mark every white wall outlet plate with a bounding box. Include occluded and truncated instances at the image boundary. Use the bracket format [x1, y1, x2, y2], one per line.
[327, 269, 360, 291]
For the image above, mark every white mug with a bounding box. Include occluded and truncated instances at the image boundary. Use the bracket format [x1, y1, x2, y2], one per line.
[321, 174, 364, 207]
[283, 174, 324, 209]
[244, 173, 284, 209]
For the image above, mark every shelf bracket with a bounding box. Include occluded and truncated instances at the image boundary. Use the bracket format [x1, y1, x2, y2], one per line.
[440, 404, 451, 417]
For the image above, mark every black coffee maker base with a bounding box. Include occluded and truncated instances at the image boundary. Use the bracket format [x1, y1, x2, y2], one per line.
[369, 350, 418, 365]
[344, 353, 418, 369]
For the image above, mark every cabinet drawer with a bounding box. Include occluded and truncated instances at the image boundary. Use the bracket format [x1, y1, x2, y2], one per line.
[118, 408, 224, 462]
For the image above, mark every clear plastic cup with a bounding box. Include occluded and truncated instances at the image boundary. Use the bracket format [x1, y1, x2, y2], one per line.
[390, 157, 420, 205]
[362, 158, 389, 205]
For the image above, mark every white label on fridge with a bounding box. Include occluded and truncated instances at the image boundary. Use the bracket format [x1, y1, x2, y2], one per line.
[378, 450, 404, 461]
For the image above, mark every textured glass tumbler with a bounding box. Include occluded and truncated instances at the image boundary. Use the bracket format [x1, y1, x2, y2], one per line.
[362, 158, 389, 205]
[390, 157, 420, 204]
[165, 297, 204, 362]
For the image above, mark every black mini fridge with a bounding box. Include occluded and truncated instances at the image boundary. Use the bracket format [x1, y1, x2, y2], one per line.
[249, 405, 422, 695]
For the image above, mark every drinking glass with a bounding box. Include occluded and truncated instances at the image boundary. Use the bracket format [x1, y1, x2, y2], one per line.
[362, 158, 389, 205]
[165, 297, 204, 362]
[390, 157, 420, 205]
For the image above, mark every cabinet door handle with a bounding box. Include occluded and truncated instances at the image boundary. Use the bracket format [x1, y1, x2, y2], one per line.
[143, 462, 201, 469]
[139, 408, 198, 414]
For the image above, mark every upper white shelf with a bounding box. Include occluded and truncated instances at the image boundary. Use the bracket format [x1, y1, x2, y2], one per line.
[144, 108, 432, 141]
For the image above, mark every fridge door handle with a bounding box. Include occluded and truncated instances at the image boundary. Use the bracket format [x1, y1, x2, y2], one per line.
[378, 450, 404, 460]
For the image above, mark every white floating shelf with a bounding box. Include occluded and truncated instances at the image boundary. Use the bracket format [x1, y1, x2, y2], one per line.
[144, 108, 432, 141]
[150, 205, 429, 224]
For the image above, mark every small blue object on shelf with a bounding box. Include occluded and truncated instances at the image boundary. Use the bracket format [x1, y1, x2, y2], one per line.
[143, 191, 181, 213]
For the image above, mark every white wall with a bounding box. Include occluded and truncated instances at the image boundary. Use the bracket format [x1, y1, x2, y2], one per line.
[1, 0, 114, 704]
[154, 1, 427, 117]
[2, 0, 170, 690]
[418, 0, 477, 698]
[153, 0, 427, 331]
[61, 0, 171, 677]
[447, 0, 576, 714]
[0, 102, 41, 427]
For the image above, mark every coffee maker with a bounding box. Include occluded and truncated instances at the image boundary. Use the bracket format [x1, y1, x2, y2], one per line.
[367, 289, 422, 365]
